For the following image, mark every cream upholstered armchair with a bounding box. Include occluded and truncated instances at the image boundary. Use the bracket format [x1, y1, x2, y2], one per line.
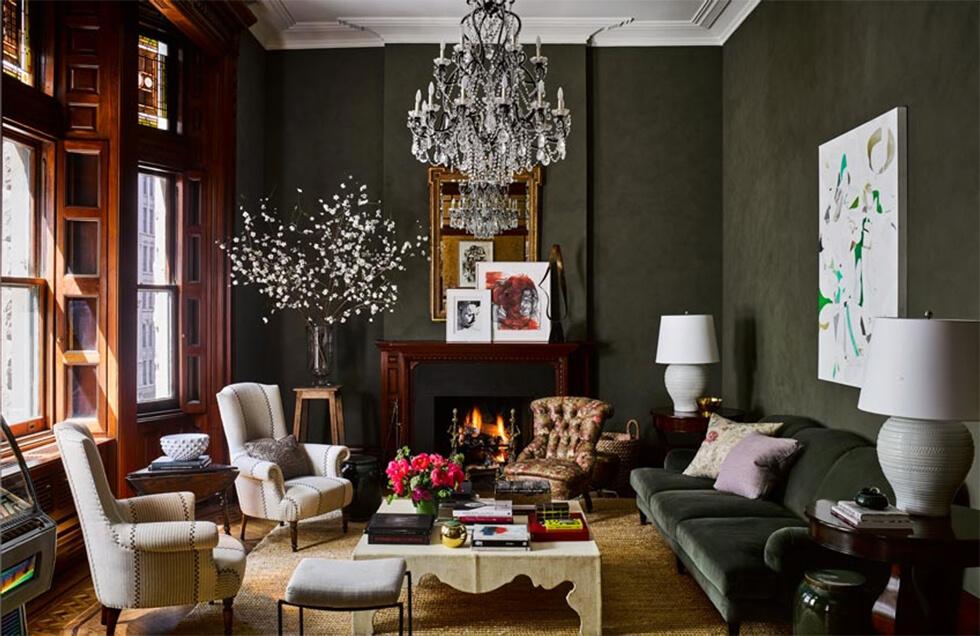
[216, 382, 352, 551]
[53, 422, 245, 635]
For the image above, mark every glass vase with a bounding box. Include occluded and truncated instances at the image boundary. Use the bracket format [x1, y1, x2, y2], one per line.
[307, 322, 336, 386]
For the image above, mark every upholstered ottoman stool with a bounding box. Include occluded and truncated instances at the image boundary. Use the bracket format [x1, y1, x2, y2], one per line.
[278, 557, 412, 635]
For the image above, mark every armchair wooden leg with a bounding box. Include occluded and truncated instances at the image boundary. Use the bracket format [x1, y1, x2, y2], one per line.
[290, 521, 298, 552]
[222, 598, 234, 636]
[582, 491, 593, 513]
[102, 606, 121, 635]
[239, 514, 249, 541]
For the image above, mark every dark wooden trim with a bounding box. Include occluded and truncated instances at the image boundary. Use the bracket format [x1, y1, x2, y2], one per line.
[148, 0, 255, 57]
[376, 340, 592, 460]
[1, 75, 63, 138]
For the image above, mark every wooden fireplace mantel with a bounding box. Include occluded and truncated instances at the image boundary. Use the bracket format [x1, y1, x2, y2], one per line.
[377, 340, 592, 460]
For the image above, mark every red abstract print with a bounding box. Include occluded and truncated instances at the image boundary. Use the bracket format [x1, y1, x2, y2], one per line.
[485, 272, 540, 330]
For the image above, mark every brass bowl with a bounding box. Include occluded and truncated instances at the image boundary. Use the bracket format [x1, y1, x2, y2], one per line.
[697, 397, 723, 418]
[441, 520, 467, 548]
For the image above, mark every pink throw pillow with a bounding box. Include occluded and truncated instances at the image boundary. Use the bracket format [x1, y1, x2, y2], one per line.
[714, 433, 802, 499]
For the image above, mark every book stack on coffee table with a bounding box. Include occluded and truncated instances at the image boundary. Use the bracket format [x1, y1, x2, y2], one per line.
[365, 513, 434, 545]
[471, 523, 531, 551]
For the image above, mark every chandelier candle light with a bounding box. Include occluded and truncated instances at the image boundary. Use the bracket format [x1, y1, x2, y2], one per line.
[407, 0, 571, 238]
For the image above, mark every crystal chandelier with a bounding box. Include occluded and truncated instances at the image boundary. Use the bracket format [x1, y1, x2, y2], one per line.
[450, 181, 523, 238]
[407, 0, 571, 236]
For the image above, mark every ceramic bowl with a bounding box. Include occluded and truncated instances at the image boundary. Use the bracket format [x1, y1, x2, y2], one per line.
[160, 433, 210, 461]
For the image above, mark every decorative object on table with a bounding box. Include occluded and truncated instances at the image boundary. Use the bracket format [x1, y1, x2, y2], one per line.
[535, 501, 571, 521]
[55, 423, 244, 636]
[148, 454, 211, 472]
[655, 314, 720, 412]
[365, 513, 435, 546]
[503, 397, 613, 512]
[830, 500, 911, 530]
[440, 519, 467, 548]
[453, 500, 513, 524]
[160, 432, 209, 461]
[793, 570, 871, 636]
[475, 261, 551, 342]
[696, 396, 722, 418]
[427, 167, 541, 322]
[407, 1, 570, 239]
[127, 463, 239, 535]
[243, 434, 311, 481]
[385, 447, 465, 516]
[218, 179, 427, 386]
[292, 385, 345, 445]
[341, 455, 383, 522]
[216, 382, 353, 552]
[713, 433, 803, 499]
[854, 486, 889, 511]
[458, 240, 493, 287]
[445, 288, 492, 343]
[471, 524, 531, 551]
[818, 107, 907, 387]
[494, 479, 552, 505]
[682, 415, 783, 479]
[857, 316, 979, 516]
[596, 418, 641, 494]
[546, 244, 568, 343]
[528, 512, 590, 542]
[278, 557, 412, 636]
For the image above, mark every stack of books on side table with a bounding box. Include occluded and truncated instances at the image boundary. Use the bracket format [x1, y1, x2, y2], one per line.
[149, 455, 211, 472]
[831, 500, 913, 530]
[365, 513, 434, 545]
[471, 524, 531, 551]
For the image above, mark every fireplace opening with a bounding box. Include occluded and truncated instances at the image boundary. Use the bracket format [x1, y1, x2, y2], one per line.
[433, 396, 531, 472]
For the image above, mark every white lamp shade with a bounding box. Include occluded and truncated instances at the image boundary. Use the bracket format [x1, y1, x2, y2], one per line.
[655, 314, 720, 364]
[858, 318, 979, 421]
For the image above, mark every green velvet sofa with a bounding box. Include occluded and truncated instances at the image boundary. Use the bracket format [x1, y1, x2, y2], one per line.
[630, 415, 893, 635]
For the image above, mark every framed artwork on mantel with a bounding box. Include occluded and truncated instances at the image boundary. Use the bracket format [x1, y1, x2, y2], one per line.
[817, 107, 907, 387]
[428, 166, 541, 321]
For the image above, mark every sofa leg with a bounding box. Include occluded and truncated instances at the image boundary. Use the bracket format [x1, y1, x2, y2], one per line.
[239, 514, 249, 541]
[727, 621, 740, 636]
[223, 598, 234, 636]
[103, 606, 121, 635]
[342, 508, 349, 534]
[582, 491, 593, 513]
[290, 521, 298, 552]
[639, 511, 649, 525]
[675, 555, 687, 575]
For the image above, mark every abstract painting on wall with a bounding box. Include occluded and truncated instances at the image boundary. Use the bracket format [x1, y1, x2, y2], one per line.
[818, 107, 906, 387]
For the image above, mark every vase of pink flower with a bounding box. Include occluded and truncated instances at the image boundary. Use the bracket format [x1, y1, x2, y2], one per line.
[385, 447, 465, 515]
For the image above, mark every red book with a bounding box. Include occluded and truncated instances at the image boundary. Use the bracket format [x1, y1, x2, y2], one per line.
[528, 512, 591, 542]
[456, 515, 513, 524]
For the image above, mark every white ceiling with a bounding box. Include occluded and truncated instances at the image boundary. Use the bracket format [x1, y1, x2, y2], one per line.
[249, 0, 761, 49]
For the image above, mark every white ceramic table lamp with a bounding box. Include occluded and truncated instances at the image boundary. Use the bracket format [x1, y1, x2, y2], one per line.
[655, 314, 719, 413]
[858, 317, 979, 516]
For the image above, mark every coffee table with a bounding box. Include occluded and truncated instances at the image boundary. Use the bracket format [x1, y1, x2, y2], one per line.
[351, 499, 601, 635]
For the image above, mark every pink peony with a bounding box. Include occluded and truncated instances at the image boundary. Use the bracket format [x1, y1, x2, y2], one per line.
[410, 453, 431, 472]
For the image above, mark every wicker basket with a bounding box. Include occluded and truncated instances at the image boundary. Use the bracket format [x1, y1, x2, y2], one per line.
[596, 419, 640, 493]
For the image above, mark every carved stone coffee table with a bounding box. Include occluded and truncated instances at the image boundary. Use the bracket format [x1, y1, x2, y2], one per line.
[351, 498, 601, 635]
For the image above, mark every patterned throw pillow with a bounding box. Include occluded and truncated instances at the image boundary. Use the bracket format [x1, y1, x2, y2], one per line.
[682, 415, 783, 479]
[244, 435, 311, 481]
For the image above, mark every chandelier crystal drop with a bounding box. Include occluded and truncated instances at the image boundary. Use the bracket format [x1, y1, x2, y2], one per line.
[407, 0, 571, 236]
[449, 181, 525, 239]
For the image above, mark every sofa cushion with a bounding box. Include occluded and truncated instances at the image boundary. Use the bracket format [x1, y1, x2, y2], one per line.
[629, 467, 714, 508]
[812, 446, 893, 505]
[649, 490, 799, 535]
[676, 516, 806, 600]
[244, 435, 311, 480]
[714, 433, 803, 499]
[683, 416, 784, 479]
[779, 427, 870, 517]
[760, 415, 822, 439]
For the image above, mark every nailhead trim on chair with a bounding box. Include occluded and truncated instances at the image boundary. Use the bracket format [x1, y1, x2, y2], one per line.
[258, 384, 276, 438]
[179, 493, 191, 521]
[290, 482, 325, 512]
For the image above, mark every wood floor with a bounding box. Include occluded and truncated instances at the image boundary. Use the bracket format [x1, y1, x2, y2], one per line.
[26, 502, 267, 635]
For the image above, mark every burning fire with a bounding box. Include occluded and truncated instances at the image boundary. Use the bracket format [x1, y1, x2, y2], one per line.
[462, 406, 511, 463]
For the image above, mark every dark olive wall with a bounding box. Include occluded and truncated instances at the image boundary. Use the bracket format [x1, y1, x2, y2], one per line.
[591, 48, 723, 437]
[721, 0, 980, 437]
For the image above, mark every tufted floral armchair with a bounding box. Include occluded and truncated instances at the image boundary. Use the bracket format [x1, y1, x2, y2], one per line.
[503, 397, 614, 511]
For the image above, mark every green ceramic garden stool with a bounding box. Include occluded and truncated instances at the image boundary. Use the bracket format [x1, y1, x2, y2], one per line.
[341, 454, 383, 521]
[794, 569, 870, 635]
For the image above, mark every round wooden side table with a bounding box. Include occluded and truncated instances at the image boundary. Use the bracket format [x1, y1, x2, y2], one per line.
[650, 407, 745, 457]
[806, 499, 980, 634]
[126, 464, 239, 535]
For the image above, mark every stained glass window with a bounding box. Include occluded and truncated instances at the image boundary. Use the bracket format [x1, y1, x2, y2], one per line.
[2, 0, 32, 85]
[137, 35, 169, 130]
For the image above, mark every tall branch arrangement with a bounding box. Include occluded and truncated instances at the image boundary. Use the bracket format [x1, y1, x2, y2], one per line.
[220, 177, 427, 326]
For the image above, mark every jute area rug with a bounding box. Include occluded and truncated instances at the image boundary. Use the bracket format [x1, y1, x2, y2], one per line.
[170, 499, 789, 635]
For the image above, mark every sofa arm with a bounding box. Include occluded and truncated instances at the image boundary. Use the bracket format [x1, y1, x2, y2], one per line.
[234, 454, 284, 487]
[116, 520, 219, 553]
[302, 443, 350, 478]
[664, 448, 697, 473]
[117, 492, 195, 523]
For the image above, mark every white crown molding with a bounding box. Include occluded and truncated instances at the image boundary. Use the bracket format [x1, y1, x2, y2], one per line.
[249, 0, 760, 50]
